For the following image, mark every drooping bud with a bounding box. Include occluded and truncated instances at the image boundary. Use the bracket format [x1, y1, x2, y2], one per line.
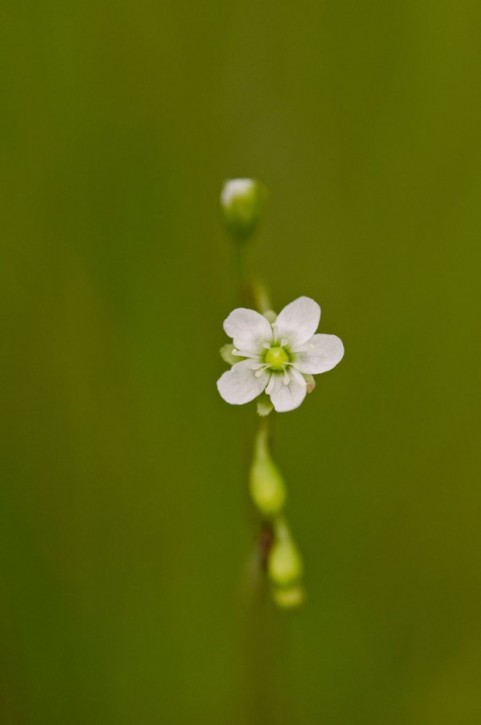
[249, 426, 286, 517]
[220, 178, 266, 242]
[267, 518, 303, 587]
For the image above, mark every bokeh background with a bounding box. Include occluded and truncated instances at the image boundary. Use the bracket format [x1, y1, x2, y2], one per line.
[2, 1, 481, 723]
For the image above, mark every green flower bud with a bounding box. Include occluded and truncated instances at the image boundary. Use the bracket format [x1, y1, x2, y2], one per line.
[220, 178, 266, 242]
[272, 583, 305, 609]
[250, 457, 286, 517]
[268, 538, 304, 587]
[249, 427, 286, 517]
[268, 520, 303, 587]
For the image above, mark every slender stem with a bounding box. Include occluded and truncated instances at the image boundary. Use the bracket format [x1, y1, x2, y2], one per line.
[252, 279, 273, 315]
[255, 414, 270, 458]
[234, 241, 249, 305]
[242, 590, 277, 725]
[233, 245, 277, 722]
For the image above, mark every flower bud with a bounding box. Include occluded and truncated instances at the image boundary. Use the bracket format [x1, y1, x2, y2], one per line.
[220, 178, 266, 242]
[250, 456, 286, 517]
[268, 537, 303, 587]
[249, 427, 286, 517]
[267, 519, 303, 587]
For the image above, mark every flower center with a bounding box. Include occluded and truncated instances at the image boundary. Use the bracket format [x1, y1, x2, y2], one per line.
[264, 346, 289, 371]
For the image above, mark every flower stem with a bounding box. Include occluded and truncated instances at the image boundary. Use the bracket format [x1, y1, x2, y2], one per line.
[234, 242, 250, 306]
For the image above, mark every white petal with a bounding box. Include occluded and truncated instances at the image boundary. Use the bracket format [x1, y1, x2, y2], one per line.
[223, 308, 272, 354]
[275, 296, 321, 348]
[217, 360, 269, 405]
[221, 178, 255, 206]
[293, 334, 344, 374]
[268, 369, 307, 412]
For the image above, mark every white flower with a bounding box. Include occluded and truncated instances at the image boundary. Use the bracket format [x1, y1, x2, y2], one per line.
[217, 296, 344, 413]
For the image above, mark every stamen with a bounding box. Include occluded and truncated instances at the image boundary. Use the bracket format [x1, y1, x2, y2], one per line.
[234, 348, 260, 359]
[265, 375, 275, 395]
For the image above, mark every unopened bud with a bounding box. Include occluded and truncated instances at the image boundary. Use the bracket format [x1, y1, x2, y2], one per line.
[268, 538, 303, 587]
[268, 520, 303, 587]
[249, 427, 286, 517]
[220, 178, 266, 242]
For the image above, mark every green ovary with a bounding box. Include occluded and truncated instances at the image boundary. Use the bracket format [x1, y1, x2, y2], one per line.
[264, 346, 289, 370]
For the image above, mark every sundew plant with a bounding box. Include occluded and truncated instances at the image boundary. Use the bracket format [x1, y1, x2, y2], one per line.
[218, 179, 344, 609]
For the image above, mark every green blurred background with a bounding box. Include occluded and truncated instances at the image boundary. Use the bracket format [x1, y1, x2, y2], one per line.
[1, 1, 481, 723]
